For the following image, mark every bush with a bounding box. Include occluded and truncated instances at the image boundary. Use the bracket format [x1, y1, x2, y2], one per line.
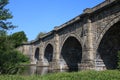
[0, 33, 29, 74]
[0, 49, 29, 74]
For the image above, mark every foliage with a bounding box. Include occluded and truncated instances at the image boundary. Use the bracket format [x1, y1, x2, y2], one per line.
[10, 31, 28, 47]
[36, 32, 46, 39]
[0, 0, 29, 74]
[0, 0, 16, 30]
[0, 32, 29, 74]
[0, 35, 29, 74]
[0, 30, 6, 36]
[41, 70, 120, 80]
[117, 51, 120, 70]
[0, 70, 120, 80]
[0, 49, 29, 74]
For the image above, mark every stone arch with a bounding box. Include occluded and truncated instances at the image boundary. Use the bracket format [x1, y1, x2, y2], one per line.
[34, 47, 40, 64]
[44, 43, 54, 63]
[60, 35, 82, 71]
[60, 33, 83, 51]
[96, 15, 120, 49]
[96, 17, 120, 70]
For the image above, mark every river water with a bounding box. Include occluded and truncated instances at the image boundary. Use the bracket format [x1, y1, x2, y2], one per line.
[22, 66, 68, 75]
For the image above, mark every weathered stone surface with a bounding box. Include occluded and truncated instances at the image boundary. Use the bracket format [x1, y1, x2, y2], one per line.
[18, 0, 120, 71]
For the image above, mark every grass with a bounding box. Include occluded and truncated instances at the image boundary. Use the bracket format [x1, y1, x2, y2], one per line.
[0, 70, 120, 80]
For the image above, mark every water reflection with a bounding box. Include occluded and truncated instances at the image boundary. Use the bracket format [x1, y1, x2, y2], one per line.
[23, 66, 68, 75]
[23, 66, 48, 75]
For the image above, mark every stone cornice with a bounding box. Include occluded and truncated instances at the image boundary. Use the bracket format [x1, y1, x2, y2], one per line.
[32, 0, 117, 43]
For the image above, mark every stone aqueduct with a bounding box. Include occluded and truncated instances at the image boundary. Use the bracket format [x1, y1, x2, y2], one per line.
[18, 0, 120, 71]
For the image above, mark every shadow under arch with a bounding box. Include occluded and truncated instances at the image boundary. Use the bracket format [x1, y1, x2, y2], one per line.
[35, 48, 40, 63]
[96, 15, 120, 49]
[44, 44, 53, 63]
[61, 36, 82, 72]
[97, 21, 120, 69]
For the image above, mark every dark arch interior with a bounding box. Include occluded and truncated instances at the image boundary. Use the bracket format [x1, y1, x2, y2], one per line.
[61, 37, 82, 71]
[35, 48, 39, 61]
[44, 44, 53, 62]
[97, 21, 120, 69]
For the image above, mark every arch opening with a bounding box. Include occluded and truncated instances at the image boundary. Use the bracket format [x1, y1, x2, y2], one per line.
[61, 36, 82, 71]
[97, 21, 120, 70]
[44, 44, 53, 62]
[35, 48, 39, 63]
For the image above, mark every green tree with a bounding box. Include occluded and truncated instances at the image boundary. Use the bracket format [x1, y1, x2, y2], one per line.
[11, 31, 28, 48]
[0, 0, 15, 30]
[36, 32, 46, 39]
[0, 30, 6, 36]
[0, 0, 29, 74]
[0, 32, 29, 74]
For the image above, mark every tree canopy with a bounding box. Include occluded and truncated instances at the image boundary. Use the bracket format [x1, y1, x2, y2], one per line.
[36, 32, 46, 39]
[11, 31, 28, 48]
[0, 0, 15, 30]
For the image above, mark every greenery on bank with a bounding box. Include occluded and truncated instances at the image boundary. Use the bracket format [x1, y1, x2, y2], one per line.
[0, 28, 29, 74]
[0, 70, 120, 80]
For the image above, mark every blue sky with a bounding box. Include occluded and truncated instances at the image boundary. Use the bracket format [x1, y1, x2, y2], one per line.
[7, 0, 104, 41]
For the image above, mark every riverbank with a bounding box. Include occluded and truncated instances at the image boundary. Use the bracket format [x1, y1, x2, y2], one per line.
[0, 70, 120, 80]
